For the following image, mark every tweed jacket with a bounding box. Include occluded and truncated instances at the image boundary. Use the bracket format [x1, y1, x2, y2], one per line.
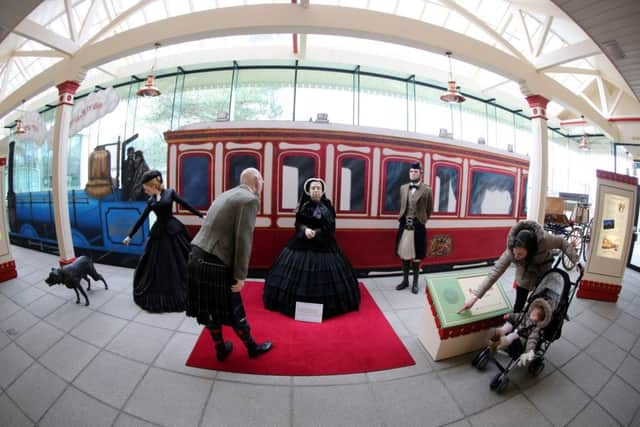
[473, 220, 578, 298]
[191, 184, 259, 281]
[398, 182, 433, 225]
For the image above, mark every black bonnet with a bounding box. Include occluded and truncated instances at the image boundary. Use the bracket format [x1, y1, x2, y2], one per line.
[141, 169, 162, 184]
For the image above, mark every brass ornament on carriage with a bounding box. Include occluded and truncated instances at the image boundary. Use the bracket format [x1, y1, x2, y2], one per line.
[85, 146, 114, 198]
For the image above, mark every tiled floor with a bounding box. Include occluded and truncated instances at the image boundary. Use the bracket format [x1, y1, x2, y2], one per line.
[1, 245, 640, 427]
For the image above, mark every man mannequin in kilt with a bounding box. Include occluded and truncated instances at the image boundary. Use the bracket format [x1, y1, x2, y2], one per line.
[186, 168, 272, 361]
[395, 162, 433, 294]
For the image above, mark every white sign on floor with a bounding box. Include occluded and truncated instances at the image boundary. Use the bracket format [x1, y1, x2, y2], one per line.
[294, 302, 323, 323]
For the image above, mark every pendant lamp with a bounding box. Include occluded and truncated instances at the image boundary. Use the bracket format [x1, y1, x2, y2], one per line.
[440, 52, 466, 103]
[578, 116, 589, 150]
[136, 43, 161, 98]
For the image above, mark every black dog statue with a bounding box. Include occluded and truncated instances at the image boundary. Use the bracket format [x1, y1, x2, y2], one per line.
[45, 256, 108, 306]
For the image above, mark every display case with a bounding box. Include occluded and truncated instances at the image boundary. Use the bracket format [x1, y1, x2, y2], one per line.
[577, 170, 638, 301]
[419, 269, 512, 361]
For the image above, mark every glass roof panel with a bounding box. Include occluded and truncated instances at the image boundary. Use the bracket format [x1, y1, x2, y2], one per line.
[217, 0, 248, 8]
[422, 2, 449, 26]
[475, 0, 510, 25]
[395, 0, 425, 19]
[446, 11, 472, 34]
[49, 15, 71, 38]
[29, 1, 64, 26]
[368, 0, 397, 14]
[0, 0, 626, 135]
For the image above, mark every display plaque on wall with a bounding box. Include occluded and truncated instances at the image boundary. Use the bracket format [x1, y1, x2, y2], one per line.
[578, 170, 638, 302]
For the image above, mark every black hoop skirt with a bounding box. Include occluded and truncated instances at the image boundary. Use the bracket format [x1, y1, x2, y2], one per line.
[263, 244, 360, 320]
[133, 218, 191, 312]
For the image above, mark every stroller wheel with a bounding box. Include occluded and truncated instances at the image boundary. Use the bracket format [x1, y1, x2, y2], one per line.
[528, 358, 545, 376]
[490, 373, 510, 393]
[472, 348, 490, 370]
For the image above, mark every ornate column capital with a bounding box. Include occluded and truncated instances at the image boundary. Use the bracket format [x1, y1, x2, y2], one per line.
[525, 95, 549, 120]
[56, 81, 81, 106]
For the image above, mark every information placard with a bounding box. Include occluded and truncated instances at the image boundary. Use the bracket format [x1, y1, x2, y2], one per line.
[294, 302, 323, 323]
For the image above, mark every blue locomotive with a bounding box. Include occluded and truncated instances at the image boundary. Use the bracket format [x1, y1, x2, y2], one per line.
[7, 136, 150, 267]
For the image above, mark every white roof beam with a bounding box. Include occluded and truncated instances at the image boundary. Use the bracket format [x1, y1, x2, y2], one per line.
[0, 4, 619, 139]
[439, 0, 527, 62]
[78, 0, 102, 43]
[580, 92, 603, 117]
[13, 50, 67, 58]
[609, 88, 623, 116]
[102, 0, 114, 20]
[534, 39, 600, 71]
[0, 59, 12, 99]
[64, 0, 78, 42]
[518, 10, 534, 56]
[97, 66, 117, 78]
[87, 0, 159, 46]
[480, 78, 511, 93]
[497, 12, 512, 36]
[533, 15, 552, 58]
[13, 19, 79, 55]
[13, 59, 29, 81]
[596, 76, 608, 116]
[544, 66, 599, 76]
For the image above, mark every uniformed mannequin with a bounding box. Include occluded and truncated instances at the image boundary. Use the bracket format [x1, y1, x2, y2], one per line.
[395, 162, 433, 294]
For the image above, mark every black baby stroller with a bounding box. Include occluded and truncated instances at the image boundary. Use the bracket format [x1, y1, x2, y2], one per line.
[471, 262, 584, 392]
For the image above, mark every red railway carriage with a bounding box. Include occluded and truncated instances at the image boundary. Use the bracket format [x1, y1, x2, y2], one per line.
[164, 122, 529, 274]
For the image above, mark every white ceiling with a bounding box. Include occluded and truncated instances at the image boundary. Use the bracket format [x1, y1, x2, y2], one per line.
[0, 0, 638, 158]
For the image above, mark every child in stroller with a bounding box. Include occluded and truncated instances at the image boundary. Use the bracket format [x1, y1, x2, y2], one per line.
[488, 297, 554, 366]
[471, 264, 583, 392]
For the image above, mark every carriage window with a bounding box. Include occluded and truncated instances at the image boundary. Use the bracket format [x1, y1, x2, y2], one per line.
[281, 155, 316, 209]
[383, 161, 412, 213]
[434, 165, 459, 213]
[520, 177, 528, 217]
[227, 154, 258, 190]
[469, 170, 515, 215]
[180, 155, 210, 210]
[339, 157, 366, 212]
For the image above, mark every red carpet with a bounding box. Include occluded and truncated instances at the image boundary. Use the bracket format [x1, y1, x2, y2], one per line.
[186, 282, 415, 376]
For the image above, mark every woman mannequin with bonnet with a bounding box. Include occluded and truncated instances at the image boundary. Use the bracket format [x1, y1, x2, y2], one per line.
[123, 170, 203, 312]
[263, 177, 360, 319]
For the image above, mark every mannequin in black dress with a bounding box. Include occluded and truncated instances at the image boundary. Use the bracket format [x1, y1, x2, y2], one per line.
[123, 170, 203, 312]
[263, 177, 360, 319]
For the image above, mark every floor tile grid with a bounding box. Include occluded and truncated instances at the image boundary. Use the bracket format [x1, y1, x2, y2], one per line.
[0, 252, 184, 425]
[3, 246, 640, 427]
[388, 268, 640, 426]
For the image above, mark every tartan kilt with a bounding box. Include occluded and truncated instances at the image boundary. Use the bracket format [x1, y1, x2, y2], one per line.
[395, 217, 427, 260]
[186, 248, 234, 326]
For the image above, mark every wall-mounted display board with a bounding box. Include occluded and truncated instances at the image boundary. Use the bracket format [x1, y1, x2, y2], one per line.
[577, 170, 638, 302]
[419, 268, 512, 361]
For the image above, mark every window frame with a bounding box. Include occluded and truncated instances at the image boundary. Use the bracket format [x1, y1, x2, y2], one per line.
[223, 151, 261, 191]
[466, 167, 516, 218]
[335, 153, 370, 215]
[380, 157, 415, 216]
[276, 150, 320, 213]
[430, 161, 462, 217]
[177, 151, 213, 212]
